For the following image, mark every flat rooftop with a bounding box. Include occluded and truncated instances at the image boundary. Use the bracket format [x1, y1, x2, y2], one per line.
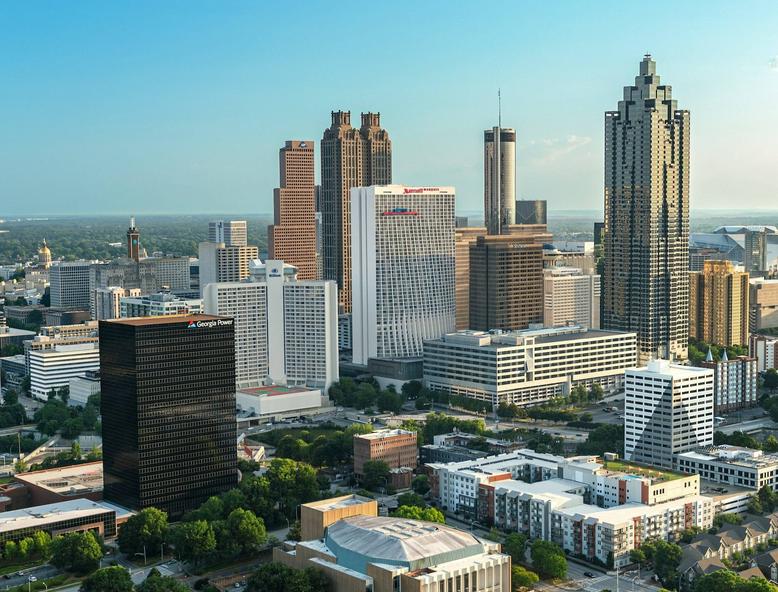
[303, 494, 374, 512]
[0, 499, 117, 534]
[356, 429, 416, 441]
[105, 314, 226, 326]
[602, 459, 687, 483]
[238, 385, 315, 397]
[14, 462, 103, 494]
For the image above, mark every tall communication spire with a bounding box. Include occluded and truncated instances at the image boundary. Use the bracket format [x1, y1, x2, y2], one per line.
[484, 90, 516, 235]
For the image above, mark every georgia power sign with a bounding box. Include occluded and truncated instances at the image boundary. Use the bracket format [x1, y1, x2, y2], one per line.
[187, 319, 234, 329]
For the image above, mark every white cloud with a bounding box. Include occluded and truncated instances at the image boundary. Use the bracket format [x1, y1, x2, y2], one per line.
[524, 135, 592, 165]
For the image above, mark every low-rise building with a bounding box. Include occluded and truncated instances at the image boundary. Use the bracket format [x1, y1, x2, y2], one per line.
[700, 350, 758, 414]
[677, 445, 778, 491]
[120, 291, 204, 318]
[423, 326, 637, 407]
[235, 385, 325, 427]
[29, 342, 100, 400]
[353, 429, 418, 476]
[299, 494, 379, 541]
[0, 354, 26, 389]
[68, 370, 100, 406]
[13, 462, 103, 506]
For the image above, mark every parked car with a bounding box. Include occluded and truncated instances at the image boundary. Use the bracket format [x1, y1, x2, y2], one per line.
[583, 572, 595, 578]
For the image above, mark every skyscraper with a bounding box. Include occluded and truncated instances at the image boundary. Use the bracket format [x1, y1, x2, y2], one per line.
[484, 127, 516, 235]
[268, 141, 318, 279]
[603, 55, 690, 364]
[50, 261, 92, 310]
[744, 228, 768, 275]
[351, 185, 455, 365]
[469, 235, 544, 331]
[321, 111, 391, 312]
[208, 220, 247, 247]
[689, 260, 750, 347]
[127, 217, 140, 262]
[100, 315, 237, 518]
[515, 200, 547, 225]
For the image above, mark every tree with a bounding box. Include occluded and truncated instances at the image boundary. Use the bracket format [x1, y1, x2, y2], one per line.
[136, 569, 190, 592]
[530, 540, 567, 579]
[692, 570, 745, 592]
[576, 423, 623, 456]
[247, 562, 332, 592]
[392, 505, 445, 523]
[265, 458, 320, 518]
[118, 507, 169, 556]
[51, 531, 103, 574]
[713, 513, 744, 529]
[227, 508, 267, 554]
[361, 459, 391, 491]
[511, 565, 539, 590]
[412, 475, 430, 495]
[402, 381, 423, 399]
[504, 533, 528, 564]
[396, 492, 426, 508]
[169, 520, 216, 566]
[80, 566, 134, 592]
[629, 548, 646, 567]
[765, 369, 778, 392]
[589, 384, 605, 401]
[31, 530, 52, 558]
[287, 520, 302, 541]
[651, 540, 682, 586]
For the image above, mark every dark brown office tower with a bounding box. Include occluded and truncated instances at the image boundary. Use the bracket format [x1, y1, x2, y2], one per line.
[127, 217, 140, 262]
[100, 315, 237, 518]
[469, 235, 544, 331]
[321, 111, 391, 312]
[268, 141, 318, 280]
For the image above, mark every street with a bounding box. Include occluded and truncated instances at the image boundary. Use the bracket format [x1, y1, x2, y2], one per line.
[0, 564, 59, 590]
[536, 564, 659, 592]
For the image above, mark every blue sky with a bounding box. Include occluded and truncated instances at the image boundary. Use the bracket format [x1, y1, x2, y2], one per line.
[2, 0, 777, 216]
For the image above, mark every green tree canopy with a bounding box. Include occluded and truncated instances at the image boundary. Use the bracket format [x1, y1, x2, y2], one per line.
[52, 531, 103, 575]
[169, 520, 216, 566]
[118, 507, 169, 556]
[511, 565, 540, 590]
[80, 566, 134, 592]
[530, 540, 567, 579]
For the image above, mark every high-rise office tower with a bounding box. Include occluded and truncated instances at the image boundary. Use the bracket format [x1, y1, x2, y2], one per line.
[208, 220, 247, 247]
[94, 286, 142, 320]
[515, 200, 547, 225]
[50, 261, 92, 310]
[268, 141, 318, 279]
[100, 315, 237, 518]
[469, 235, 544, 331]
[127, 217, 140, 262]
[689, 260, 750, 347]
[454, 226, 487, 330]
[351, 185, 455, 365]
[624, 359, 713, 469]
[603, 55, 690, 364]
[321, 111, 391, 312]
[744, 229, 768, 275]
[543, 267, 601, 329]
[203, 260, 339, 390]
[484, 127, 516, 235]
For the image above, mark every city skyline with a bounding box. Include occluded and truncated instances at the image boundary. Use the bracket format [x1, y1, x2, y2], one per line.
[3, 1, 778, 215]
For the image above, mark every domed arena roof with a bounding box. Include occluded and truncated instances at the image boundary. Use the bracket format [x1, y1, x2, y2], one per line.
[324, 515, 486, 573]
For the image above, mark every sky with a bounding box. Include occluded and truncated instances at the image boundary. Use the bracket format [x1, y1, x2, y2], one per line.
[2, 0, 778, 216]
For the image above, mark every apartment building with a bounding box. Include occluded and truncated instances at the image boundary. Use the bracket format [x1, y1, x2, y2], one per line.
[29, 342, 100, 400]
[750, 279, 778, 331]
[700, 350, 758, 413]
[120, 291, 203, 318]
[677, 445, 778, 491]
[543, 267, 600, 329]
[750, 334, 778, 372]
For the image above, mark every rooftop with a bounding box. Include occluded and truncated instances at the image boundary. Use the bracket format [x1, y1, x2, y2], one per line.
[238, 385, 316, 397]
[602, 459, 687, 482]
[356, 429, 416, 441]
[303, 494, 374, 512]
[104, 314, 227, 326]
[679, 445, 778, 469]
[0, 499, 117, 534]
[14, 462, 103, 494]
[629, 359, 714, 379]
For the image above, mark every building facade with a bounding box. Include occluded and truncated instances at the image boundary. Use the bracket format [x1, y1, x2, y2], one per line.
[423, 326, 637, 406]
[321, 111, 391, 313]
[268, 141, 318, 280]
[469, 235, 543, 332]
[120, 291, 203, 318]
[353, 429, 418, 476]
[204, 260, 338, 390]
[484, 127, 516, 235]
[624, 360, 714, 468]
[50, 261, 91, 310]
[750, 279, 778, 332]
[700, 350, 758, 413]
[29, 342, 100, 400]
[750, 334, 778, 372]
[93, 287, 142, 320]
[351, 185, 455, 365]
[689, 260, 749, 347]
[677, 446, 778, 491]
[454, 226, 486, 330]
[515, 200, 547, 225]
[207, 220, 247, 246]
[543, 267, 600, 329]
[127, 217, 140, 261]
[198, 242, 259, 294]
[100, 315, 237, 518]
[603, 55, 689, 364]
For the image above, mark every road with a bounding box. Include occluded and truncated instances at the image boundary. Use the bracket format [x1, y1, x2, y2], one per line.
[536, 564, 659, 592]
[0, 564, 59, 590]
[717, 416, 778, 435]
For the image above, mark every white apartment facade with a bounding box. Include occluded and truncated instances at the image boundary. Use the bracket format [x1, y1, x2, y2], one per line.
[204, 260, 338, 390]
[50, 261, 91, 310]
[208, 220, 247, 246]
[29, 343, 100, 400]
[94, 287, 142, 320]
[198, 242, 259, 296]
[423, 326, 637, 406]
[543, 267, 600, 329]
[677, 445, 778, 491]
[120, 292, 203, 318]
[624, 360, 715, 469]
[351, 185, 455, 365]
[750, 334, 778, 372]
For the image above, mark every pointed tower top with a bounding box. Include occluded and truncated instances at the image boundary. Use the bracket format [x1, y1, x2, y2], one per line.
[721, 349, 729, 362]
[706, 348, 714, 363]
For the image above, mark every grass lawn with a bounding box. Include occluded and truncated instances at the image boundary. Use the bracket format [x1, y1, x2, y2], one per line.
[0, 560, 46, 576]
[603, 459, 686, 481]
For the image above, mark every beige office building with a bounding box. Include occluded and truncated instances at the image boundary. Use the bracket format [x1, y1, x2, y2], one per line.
[454, 227, 485, 330]
[268, 141, 318, 280]
[750, 278, 778, 332]
[603, 55, 689, 363]
[543, 267, 600, 329]
[469, 235, 543, 331]
[689, 260, 749, 347]
[321, 111, 391, 312]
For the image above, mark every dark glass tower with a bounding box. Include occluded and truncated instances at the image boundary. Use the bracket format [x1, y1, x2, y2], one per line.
[100, 315, 237, 518]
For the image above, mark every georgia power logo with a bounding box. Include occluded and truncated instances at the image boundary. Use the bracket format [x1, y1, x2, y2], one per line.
[188, 319, 234, 329]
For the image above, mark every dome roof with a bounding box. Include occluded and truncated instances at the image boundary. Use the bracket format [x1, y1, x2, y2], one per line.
[325, 515, 483, 567]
